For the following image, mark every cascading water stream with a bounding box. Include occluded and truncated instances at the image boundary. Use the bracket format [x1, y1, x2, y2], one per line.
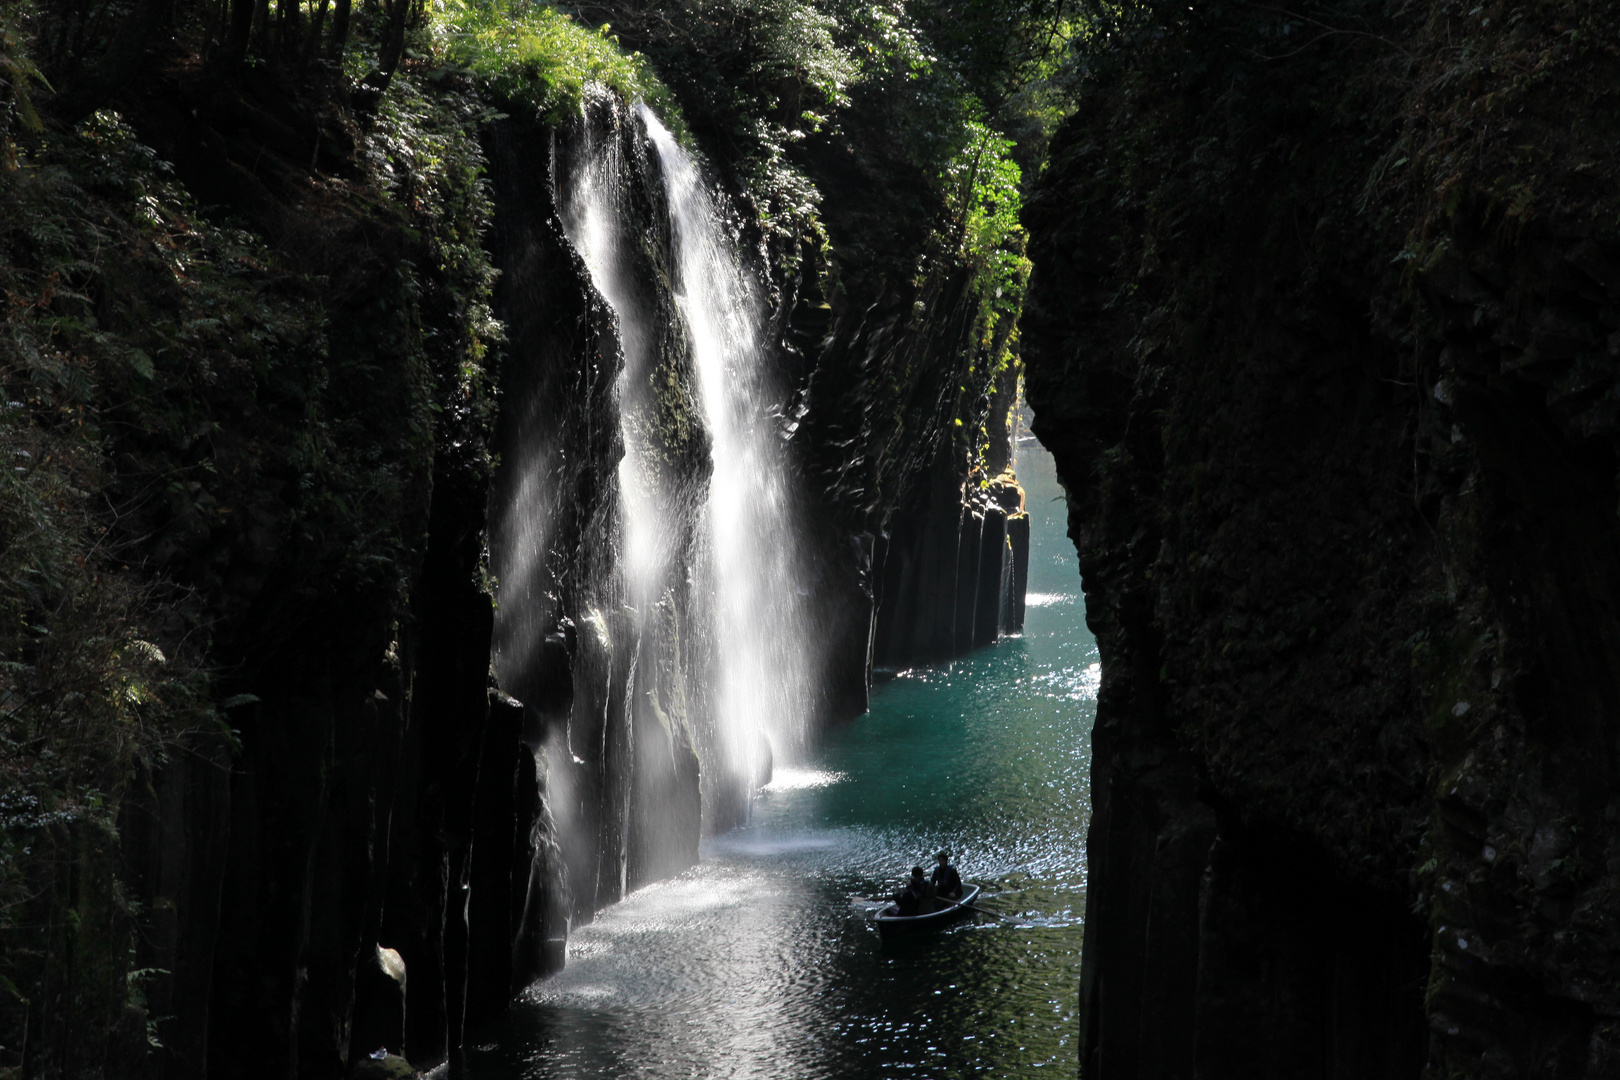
[551, 90, 817, 841]
[556, 97, 671, 640]
[639, 106, 818, 776]
[480, 94, 1079, 1078]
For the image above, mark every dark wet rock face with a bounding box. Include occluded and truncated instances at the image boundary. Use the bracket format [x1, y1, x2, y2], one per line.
[8, 44, 1029, 1080]
[1023, 3, 1620, 1076]
[92, 73, 542, 1080]
[350, 946, 407, 1060]
[484, 104, 709, 927]
[44, 69, 580, 1079]
[873, 468, 1027, 667]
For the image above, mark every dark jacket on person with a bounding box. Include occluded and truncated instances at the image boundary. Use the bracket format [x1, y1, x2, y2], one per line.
[894, 878, 937, 916]
[931, 864, 962, 900]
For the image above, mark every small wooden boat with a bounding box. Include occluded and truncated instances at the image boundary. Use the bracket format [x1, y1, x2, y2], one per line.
[873, 884, 981, 940]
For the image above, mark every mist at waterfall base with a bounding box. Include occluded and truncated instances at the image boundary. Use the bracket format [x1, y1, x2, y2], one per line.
[567, 93, 812, 799]
[491, 89, 821, 920]
[465, 438, 1094, 1078]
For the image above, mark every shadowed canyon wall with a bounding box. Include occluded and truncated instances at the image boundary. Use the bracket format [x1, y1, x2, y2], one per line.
[0, 30, 1029, 1080]
[1023, 1, 1620, 1076]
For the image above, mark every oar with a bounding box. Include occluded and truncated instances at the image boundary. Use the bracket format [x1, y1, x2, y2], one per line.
[948, 895, 1021, 922]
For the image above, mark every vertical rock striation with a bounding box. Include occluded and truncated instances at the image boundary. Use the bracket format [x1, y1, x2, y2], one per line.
[872, 463, 1027, 667]
[1024, 2, 1620, 1076]
[484, 100, 710, 944]
[779, 120, 1032, 690]
[25, 65, 574, 1080]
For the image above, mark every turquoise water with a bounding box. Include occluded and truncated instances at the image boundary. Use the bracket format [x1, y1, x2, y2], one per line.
[464, 437, 1096, 1079]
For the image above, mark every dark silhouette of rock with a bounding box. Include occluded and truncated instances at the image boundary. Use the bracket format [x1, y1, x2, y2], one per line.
[872, 455, 1028, 666]
[349, 1052, 414, 1080]
[1024, 1, 1620, 1075]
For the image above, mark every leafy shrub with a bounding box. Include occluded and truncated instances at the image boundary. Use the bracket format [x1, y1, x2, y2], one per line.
[428, 0, 679, 123]
[940, 119, 1029, 364]
[0, 114, 228, 1075]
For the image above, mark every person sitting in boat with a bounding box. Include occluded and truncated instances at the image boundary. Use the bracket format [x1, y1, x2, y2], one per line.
[931, 850, 963, 901]
[894, 866, 938, 915]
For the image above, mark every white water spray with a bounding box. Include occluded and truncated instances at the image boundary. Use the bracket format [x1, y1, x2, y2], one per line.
[641, 105, 819, 776]
[557, 99, 673, 621]
[555, 91, 818, 831]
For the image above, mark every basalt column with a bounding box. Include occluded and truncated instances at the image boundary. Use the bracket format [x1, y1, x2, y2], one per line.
[1022, 1, 1620, 1075]
[871, 440, 1028, 667]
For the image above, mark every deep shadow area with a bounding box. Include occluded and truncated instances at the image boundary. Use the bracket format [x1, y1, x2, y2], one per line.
[1192, 821, 1430, 1080]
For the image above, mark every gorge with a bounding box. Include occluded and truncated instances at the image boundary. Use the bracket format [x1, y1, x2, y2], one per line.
[460, 427, 1089, 1080]
[5, 1, 1620, 1079]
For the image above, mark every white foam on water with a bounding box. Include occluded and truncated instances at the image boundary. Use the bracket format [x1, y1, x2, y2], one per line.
[761, 768, 846, 791]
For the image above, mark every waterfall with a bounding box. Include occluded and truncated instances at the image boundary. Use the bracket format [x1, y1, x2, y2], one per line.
[558, 100, 676, 634]
[639, 108, 819, 773]
[531, 88, 816, 858]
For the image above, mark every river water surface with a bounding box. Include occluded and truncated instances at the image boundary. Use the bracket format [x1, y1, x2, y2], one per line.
[465, 437, 1095, 1079]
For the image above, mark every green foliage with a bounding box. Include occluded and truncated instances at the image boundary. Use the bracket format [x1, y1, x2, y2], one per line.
[0, 113, 231, 1076]
[909, 0, 1082, 162]
[367, 70, 502, 456]
[564, 0, 868, 240]
[840, 0, 934, 80]
[0, 9, 45, 155]
[574, 0, 862, 119]
[940, 118, 1030, 358]
[803, 3, 1044, 479]
[429, 0, 676, 122]
[0, 31, 502, 1064]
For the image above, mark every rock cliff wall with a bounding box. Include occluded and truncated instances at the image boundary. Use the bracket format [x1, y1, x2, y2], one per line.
[2, 61, 571, 1079]
[0, 83, 541, 1080]
[484, 98, 713, 936]
[872, 460, 1027, 667]
[1, 7, 1035, 1076]
[1024, 1, 1620, 1076]
[781, 107, 1031, 692]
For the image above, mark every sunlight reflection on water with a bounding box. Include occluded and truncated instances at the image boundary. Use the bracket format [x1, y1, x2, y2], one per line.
[463, 438, 1094, 1080]
[761, 767, 847, 791]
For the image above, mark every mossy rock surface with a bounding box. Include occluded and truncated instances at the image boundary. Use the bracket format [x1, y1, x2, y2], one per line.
[351, 1053, 417, 1080]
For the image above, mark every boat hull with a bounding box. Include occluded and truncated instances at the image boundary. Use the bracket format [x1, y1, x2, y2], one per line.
[873, 884, 981, 939]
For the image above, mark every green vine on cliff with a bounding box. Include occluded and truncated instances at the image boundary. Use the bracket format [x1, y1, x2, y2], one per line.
[940, 118, 1030, 362]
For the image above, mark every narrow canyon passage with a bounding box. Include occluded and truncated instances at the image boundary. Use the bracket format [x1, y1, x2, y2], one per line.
[461, 436, 1092, 1079]
[19, 3, 1620, 1076]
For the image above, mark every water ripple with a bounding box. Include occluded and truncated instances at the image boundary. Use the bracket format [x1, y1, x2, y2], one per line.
[464, 440, 1092, 1080]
